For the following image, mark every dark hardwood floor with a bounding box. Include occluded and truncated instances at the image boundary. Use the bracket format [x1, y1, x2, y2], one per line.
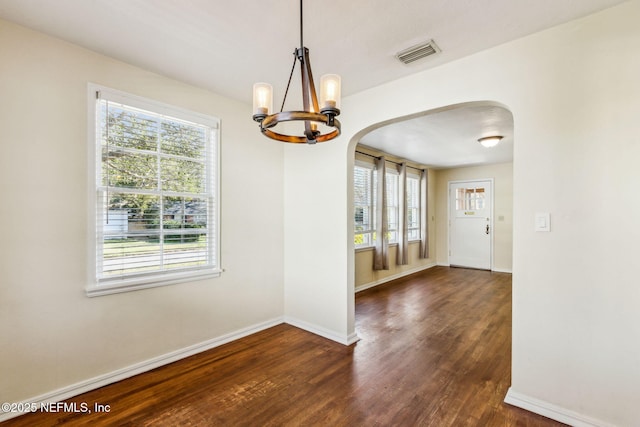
[3, 267, 563, 426]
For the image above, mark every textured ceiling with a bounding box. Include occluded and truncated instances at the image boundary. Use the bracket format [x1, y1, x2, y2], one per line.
[0, 0, 628, 167]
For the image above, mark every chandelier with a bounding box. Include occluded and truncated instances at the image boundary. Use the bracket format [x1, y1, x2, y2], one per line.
[252, 0, 341, 144]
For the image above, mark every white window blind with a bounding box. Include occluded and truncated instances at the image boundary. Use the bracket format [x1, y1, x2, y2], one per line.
[89, 86, 220, 295]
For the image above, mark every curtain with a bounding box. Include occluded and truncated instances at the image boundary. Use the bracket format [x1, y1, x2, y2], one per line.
[373, 157, 389, 270]
[396, 162, 408, 265]
[419, 169, 429, 259]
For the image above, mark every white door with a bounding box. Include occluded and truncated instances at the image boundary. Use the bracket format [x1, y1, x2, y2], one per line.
[449, 180, 492, 270]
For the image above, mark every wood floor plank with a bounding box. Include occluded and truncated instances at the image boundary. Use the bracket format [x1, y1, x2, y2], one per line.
[2, 267, 564, 426]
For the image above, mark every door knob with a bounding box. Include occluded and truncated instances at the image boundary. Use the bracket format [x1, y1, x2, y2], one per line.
[486, 224, 490, 235]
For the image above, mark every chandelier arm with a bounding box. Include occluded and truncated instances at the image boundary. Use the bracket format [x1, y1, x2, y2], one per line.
[302, 48, 320, 114]
[280, 54, 298, 113]
[299, 48, 316, 142]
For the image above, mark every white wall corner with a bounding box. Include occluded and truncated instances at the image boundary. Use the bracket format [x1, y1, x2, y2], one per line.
[504, 388, 617, 427]
[284, 316, 359, 346]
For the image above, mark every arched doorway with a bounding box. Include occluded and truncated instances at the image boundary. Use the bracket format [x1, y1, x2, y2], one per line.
[348, 101, 514, 293]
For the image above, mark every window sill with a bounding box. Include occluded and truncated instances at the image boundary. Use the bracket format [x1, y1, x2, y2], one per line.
[86, 268, 222, 297]
[355, 240, 421, 252]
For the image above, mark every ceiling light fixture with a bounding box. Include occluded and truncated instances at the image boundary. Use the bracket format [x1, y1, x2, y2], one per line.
[252, 0, 341, 144]
[478, 135, 503, 148]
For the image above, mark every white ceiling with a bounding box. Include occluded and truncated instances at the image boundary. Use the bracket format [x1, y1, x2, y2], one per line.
[0, 0, 627, 167]
[359, 103, 514, 169]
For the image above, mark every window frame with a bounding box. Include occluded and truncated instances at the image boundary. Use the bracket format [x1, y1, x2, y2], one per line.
[86, 84, 221, 297]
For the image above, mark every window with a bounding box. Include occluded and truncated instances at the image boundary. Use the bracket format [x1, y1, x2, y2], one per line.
[353, 157, 423, 249]
[385, 172, 399, 243]
[354, 163, 375, 247]
[407, 174, 420, 240]
[455, 187, 485, 211]
[88, 85, 220, 296]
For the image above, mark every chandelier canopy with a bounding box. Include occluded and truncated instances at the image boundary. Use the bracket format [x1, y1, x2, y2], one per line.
[252, 0, 341, 144]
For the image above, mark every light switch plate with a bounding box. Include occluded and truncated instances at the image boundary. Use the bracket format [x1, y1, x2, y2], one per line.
[535, 212, 550, 232]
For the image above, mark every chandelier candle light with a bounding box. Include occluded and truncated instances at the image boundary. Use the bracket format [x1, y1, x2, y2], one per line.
[252, 0, 341, 144]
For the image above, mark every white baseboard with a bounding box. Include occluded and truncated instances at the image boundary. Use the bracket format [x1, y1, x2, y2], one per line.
[437, 262, 513, 274]
[284, 316, 359, 346]
[0, 315, 361, 423]
[0, 317, 284, 423]
[355, 262, 437, 293]
[504, 388, 615, 427]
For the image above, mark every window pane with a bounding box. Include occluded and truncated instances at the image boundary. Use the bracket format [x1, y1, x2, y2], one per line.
[407, 176, 420, 240]
[162, 197, 209, 271]
[386, 173, 398, 242]
[102, 235, 162, 277]
[102, 105, 157, 152]
[160, 121, 207, 158]
[160, 157, 206, 193]
[475, 188, 486, 210]
[104, 193, 160, 235]
[162, 197, 208, 235]
[101, 193, 161, 278]
[102, 149, 158, 189]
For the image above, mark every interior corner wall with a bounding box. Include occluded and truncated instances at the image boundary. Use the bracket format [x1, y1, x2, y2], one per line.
[327, 2, 639, 425]
[0, 18, 285, 406]
[434, 162, 513, 273]
[283, 140, 355, 344]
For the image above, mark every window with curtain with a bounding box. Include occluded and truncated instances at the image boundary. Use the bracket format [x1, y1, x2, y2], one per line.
[353, 157, 422, 250]
[88, 85, 220, 296]
[407, 174, 420, 240]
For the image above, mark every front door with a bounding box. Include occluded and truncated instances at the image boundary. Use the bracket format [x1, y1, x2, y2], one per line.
[449, 180, 492, 270]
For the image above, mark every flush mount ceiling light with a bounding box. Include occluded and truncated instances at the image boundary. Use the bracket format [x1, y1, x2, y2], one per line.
[478, 136, 503, 148]
[252, 0, 341, 144]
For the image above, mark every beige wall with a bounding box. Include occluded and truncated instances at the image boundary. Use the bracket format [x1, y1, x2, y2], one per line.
[0, 19, 284, 404]
[285, 2, 640, 425]
[355, 243, 436, 290]
[435, 162, 513, 272]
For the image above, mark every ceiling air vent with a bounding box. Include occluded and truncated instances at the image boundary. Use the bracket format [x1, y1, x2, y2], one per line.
[396, 40, 440, 64]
